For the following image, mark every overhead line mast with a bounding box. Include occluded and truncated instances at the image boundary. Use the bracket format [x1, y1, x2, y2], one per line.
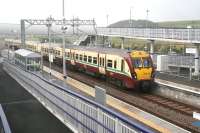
[62, 0, 67, 79]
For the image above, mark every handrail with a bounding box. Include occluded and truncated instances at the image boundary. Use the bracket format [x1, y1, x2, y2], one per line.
[4, 60, 156, 133]
[0, 104, 12, 133]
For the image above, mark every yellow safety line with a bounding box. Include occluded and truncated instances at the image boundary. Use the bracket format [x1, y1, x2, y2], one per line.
[43, 66, 171, 133]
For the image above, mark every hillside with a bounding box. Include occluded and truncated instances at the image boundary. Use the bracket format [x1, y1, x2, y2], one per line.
[108, 20, 200, 28]
[108, 20, 158, 28]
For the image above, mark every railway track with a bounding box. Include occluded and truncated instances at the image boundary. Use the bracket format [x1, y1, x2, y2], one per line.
[43, 61, 200, 133]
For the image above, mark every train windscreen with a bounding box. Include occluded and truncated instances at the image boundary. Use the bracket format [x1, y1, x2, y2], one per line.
[132, 57, 152, 68]
[142, 58, 152, 68]
[132, 58, 143, 68]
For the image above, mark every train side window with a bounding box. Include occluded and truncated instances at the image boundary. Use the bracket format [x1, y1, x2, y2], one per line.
[121, 60, 125, 72]
[84, 55, 87, 62]
[107, 60, 112, 68]
[88, 56, 92, 63]
[114, 60, 117, 69]
[75, 54, 78, 60]
[79, 55, 83, 60]
[58, 51, 60, 55]
[103, 58, 105, 66]
[93, 57, 97, 64]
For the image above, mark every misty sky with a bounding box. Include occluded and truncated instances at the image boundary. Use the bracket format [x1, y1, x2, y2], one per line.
[0, 0, 199, 26]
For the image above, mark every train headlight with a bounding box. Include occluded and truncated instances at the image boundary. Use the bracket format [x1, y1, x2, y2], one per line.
[132, 73, 137, 79]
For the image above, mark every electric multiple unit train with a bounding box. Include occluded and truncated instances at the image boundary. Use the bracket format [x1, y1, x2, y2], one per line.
[6, 40, 155, 91]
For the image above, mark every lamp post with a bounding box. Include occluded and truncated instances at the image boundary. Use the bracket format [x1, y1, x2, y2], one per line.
[146, 9, 150, 28]
[146, 9, 150, 38]
[106, 14, 109, 27]
[187, 25, 192, 80]
[46, 16, 53, 76]
[129, 7, 133, 28]
[62, 0, 67, 79]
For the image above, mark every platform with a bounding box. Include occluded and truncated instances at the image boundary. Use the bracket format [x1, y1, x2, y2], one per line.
[43, 66, 190, 133]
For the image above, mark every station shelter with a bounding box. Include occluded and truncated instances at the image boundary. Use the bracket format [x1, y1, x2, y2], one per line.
[14, 49, 41, 71]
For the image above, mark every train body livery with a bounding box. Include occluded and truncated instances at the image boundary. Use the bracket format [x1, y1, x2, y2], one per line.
[7, 40, 155, 91]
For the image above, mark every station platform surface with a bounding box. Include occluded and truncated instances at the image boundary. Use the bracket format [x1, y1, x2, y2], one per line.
[42, 66, 190, 133]
[156, 72, 200, 94]
[0, 63, 72, 133]
[156, 72, 200, 89]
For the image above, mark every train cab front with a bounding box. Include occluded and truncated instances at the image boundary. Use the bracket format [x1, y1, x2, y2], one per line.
[130, 51, 155, 92]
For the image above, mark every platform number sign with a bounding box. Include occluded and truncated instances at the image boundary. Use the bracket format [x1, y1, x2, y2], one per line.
[193, 112, 200, 127]
[49, 54, 53, 63]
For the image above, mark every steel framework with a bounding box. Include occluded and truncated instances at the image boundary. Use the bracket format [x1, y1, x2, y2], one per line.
[20, 17, 97, 46]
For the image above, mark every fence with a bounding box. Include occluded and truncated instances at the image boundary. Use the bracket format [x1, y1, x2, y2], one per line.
[4, 60, 155, 133]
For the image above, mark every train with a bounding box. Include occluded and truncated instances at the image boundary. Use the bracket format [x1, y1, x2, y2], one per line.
[5, 40, 155, 91]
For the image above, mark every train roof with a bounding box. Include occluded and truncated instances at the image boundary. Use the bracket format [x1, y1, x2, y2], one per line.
[66, 45, 131, 57]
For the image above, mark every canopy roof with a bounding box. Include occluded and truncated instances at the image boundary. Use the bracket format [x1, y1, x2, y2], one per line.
[15, 49, 41, 58]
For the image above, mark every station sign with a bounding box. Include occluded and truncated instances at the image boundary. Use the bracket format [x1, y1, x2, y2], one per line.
[186, 48, 196, 54]
[193, 112, 200, 128]
[193, 112, 200, 120]
[49, 54, 53, 63]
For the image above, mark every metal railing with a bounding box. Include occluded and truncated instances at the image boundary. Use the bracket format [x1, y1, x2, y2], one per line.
[0, 105, 12, 133]
[97, 27, 200, 42]
[4, 60, 155, 133]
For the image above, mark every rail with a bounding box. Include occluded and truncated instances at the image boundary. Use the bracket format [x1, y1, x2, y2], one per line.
[4, 60, 156, 133]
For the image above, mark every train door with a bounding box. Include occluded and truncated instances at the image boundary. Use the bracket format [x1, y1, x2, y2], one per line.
[70, 50, 75, 65]
[99, 53, 106, 74]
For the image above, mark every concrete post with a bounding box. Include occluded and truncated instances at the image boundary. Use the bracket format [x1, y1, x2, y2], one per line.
[150, 40, 155, 54]
[194, 44, 199, 75]
[21, 20, 25, 48]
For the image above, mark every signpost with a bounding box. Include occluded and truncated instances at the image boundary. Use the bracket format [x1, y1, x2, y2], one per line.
[186, 48, 196, 80]
[49, 54, 53, 63]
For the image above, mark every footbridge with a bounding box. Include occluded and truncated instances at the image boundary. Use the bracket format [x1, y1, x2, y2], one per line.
[97, 27, 200, 75]
[97, 27, 200, 43]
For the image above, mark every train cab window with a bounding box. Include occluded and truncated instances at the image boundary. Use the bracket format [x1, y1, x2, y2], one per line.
[93, 57, 97, 64]
[133, 58, 142, 68]
[88, 56, 92, 63]
[84, 55, 87, 62]
[114, 60, 117, 69]
[75, 54, 78, 60]
[79, 55, 83, 60]
[107, 60, 112, 68]
[143, 58, 152, 68]
[121, 60, 125, 72]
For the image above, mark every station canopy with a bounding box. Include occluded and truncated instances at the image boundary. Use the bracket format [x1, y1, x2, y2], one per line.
[15, 49, 41, 58]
